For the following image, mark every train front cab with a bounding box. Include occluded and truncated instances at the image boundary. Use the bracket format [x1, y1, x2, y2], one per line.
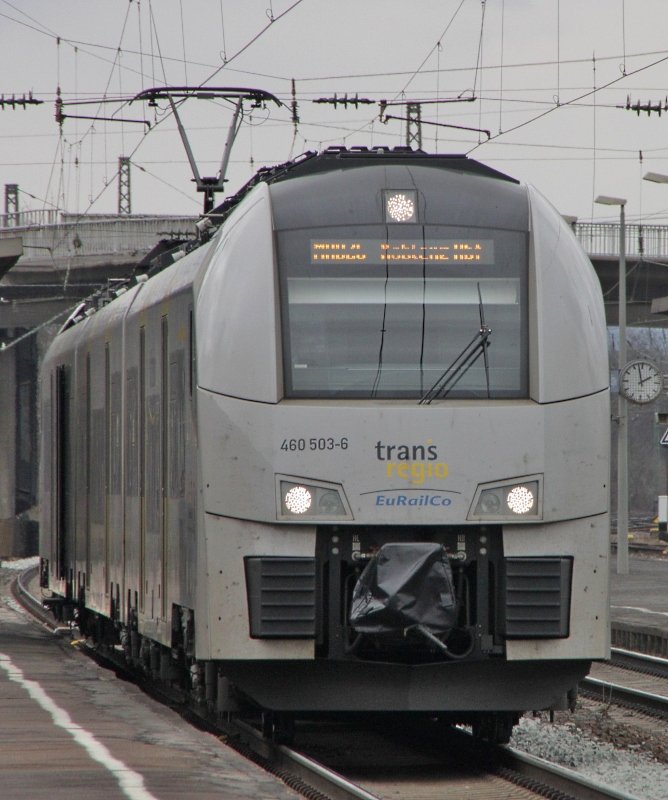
[194, 158, 610, 741]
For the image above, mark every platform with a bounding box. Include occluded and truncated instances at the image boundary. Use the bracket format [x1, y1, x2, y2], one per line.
[0, 563, 300, 800]
[610, 552, 668, 655]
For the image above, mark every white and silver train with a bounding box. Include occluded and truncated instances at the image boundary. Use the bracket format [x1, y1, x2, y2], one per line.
[40, 147, 610, 743]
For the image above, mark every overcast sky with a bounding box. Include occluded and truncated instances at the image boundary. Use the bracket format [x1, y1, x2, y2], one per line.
[3, 0, 668, 224]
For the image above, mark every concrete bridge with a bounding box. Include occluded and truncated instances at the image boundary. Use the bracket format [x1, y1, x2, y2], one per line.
[0, 210, 667, 557]
[0, 211, 197, 556]
[1, 213, 667, 330]
[576, 222, 668, 326]
[0, 212, 197, 329]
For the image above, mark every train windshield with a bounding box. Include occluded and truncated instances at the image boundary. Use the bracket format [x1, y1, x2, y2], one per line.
[277, 225, 528, 399]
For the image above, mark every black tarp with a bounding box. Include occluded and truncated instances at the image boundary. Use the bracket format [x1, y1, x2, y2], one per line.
[349, 542, 458, 636]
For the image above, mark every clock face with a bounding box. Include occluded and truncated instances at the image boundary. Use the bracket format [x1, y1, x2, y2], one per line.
[619, 360, 663, 404]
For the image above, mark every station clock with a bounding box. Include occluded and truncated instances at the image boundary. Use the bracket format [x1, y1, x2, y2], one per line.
[619, 359, 664, 404]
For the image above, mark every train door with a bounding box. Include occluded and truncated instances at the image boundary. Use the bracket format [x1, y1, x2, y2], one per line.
[74, 353, 91, 599]
[85, 354, 91, 587]
[139, 325, 146, 613]
[104, 342, 111, 596]
[53, 364, 73, 586]
[161, 314, 169, 620]
[109, 361, 123, 618]
[144, 324, 161, 620]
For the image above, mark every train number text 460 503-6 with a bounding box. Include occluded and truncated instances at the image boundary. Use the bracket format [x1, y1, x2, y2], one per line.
[281, 437, 349, 452]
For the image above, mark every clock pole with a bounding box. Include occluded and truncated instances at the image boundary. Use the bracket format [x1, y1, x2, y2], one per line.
[617, 203, 629, 575]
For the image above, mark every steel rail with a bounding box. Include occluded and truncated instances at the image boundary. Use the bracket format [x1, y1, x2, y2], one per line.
[11, 563, 69, 633]
[610, 647, 668, 678]
[229, 718, 380, 800]
[581, 675, 668, 716]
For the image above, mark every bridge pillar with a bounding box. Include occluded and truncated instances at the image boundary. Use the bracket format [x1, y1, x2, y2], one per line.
[0, 329, 39, 558]
[0, 338, 17, 556]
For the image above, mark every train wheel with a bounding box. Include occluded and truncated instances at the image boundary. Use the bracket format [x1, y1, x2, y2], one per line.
[471, 712, 517, 744]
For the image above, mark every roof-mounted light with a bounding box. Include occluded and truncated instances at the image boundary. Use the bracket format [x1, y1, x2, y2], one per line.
[384, 190, 417, 223]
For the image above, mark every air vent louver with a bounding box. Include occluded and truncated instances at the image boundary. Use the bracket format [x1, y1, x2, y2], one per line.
[504, 557, 572, 638]
[245, 557, 316, 638]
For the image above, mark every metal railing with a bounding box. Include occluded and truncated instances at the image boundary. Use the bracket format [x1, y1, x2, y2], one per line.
[0, 209, 59, 228]
[574, 222, 668, 260]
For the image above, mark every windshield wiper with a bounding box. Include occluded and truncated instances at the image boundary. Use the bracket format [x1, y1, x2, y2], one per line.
[419, 283, 492, 405]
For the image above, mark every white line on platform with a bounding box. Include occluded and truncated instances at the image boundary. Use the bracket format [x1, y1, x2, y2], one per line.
[0, 652, 159, 800]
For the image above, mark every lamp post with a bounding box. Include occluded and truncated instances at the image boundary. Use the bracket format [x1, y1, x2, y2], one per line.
[595, 195, 628, 574]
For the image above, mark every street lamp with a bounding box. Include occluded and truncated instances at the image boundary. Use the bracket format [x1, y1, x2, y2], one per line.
[595, 194, 628, 574]
[643, 171, 668, 184]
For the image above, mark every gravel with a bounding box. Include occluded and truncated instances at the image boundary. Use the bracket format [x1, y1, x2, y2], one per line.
[511, 714, 668, 800]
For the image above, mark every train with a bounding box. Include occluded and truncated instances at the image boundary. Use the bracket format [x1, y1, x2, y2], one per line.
[39, 146, 610, 744]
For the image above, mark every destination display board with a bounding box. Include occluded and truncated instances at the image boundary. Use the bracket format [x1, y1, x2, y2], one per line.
[310, 239, 494, 265]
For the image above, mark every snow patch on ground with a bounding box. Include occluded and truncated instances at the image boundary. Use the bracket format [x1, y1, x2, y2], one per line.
[0, 556, 39, 571]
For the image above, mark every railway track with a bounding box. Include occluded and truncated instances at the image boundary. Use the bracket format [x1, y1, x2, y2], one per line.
[9, 563, 648, 800]
[227, 716, 647, 800]
[582, 648, 668, 718]
[610, 647, 668, 679]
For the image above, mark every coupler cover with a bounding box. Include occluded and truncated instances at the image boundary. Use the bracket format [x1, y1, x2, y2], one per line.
[349, 543, 457, 636]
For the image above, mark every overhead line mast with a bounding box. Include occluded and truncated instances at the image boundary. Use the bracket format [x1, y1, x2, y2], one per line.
[314, 94, 485, 148]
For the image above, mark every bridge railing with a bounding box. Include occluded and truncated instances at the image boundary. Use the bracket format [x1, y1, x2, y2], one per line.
[574, 222, 668, 260]
[0, 214, 198, 261]
[0, 209, 59, 228]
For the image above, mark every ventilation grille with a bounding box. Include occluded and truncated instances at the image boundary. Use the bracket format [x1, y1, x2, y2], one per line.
[504, 557, 572, 639]
[245, 557, 316, 638]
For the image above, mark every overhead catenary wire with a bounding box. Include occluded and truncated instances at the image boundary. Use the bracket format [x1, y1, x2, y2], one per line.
[6, 1, 668, 226]
[179, 0, 188, 84]
[3, 0, 666, 362]
[475, 0, 487, 143]
[3, 0, 668, 87]
[392, 0, 468, 100]
[466, 50, 668, 156]
[200, 0, 306, 86]
[498, 0, 505, 133]
[0, 2, 309, 351]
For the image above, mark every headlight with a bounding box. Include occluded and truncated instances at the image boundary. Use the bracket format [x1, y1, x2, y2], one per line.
[468, 477, 541, 520]
[284, 485, 313, 514]
[278, 477, 352, 520]
[506, 485, 535, 514]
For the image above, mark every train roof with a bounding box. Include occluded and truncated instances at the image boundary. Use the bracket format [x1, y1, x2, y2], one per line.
[54, 148, 522, 336]
[209, 146, 518, 225]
